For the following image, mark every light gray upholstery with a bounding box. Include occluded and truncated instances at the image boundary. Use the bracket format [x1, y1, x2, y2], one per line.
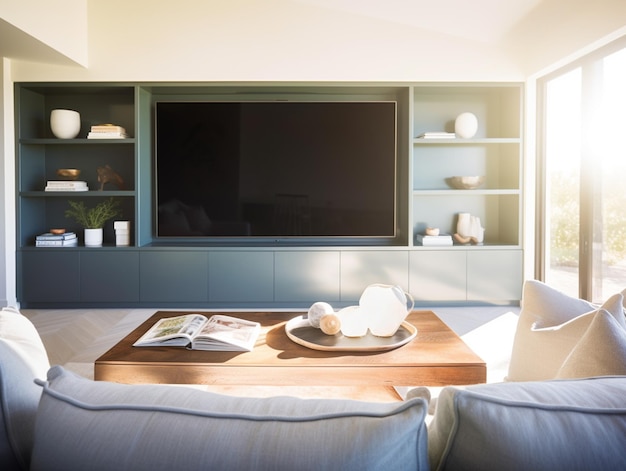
[428, 376, 626, 471]
[0, 307, 50, 471]
[32, 366, 429, 471]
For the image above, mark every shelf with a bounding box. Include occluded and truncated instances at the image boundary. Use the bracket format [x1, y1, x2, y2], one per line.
[413, 138, 520, 145]
[412, 189, 520, 196]
[20, 138, 135, 145]
[21, 191, 136, 197]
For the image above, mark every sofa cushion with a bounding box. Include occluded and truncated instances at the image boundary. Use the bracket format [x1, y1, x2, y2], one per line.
[31, 366, 429, 471]
[0, 307, 50, 471]
[556, 308, 626, 378]
[428, 376, 626, 471]
[507, 280, 625, 381]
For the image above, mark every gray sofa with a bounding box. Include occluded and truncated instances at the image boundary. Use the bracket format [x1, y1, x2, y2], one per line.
[2, 278, 626, 470]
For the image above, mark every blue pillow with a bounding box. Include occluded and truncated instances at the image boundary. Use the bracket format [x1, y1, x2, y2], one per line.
[429, 376, 626, 470]
[32, 367, 429, 471]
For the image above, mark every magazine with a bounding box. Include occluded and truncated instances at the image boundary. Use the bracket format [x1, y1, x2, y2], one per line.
[132, 314, 261, 352]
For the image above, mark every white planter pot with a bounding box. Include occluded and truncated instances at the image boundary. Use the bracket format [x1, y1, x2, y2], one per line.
[50, 109, 81, 139]
[84, 228, 103, 247]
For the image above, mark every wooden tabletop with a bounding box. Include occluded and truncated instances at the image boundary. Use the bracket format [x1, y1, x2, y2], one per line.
[95, 310, 486, 388]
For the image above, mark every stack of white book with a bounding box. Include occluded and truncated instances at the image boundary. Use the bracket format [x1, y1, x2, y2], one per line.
[416, 132, 456, 139]
[87, 124, 128, 139]
[415, 233, 454, 246]
[35, 232, 78, 247]
[45, 181, 89, 192]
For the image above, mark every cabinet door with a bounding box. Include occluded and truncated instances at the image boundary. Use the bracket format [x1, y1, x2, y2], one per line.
[274, 251, 340, 303]
[340, 251, 409, 302]
[209, 251, 274, 302]
[467, 250, 522, 301]
[409, 251, 467, 301]
[139, 252, 208, 303]
[80, 251, 139, 302]
[20, 251, 80, 303]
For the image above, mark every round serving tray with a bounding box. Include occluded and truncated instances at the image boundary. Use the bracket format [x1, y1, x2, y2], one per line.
[285, 315, 417, 352]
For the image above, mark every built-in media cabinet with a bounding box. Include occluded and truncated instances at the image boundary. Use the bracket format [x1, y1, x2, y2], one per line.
[15, 83, 523, 308]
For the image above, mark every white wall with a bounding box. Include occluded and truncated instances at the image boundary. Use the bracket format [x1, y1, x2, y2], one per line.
[11, 0, 523, 83]
[0, 0, 88, 66]
[504, 0, 626, 77]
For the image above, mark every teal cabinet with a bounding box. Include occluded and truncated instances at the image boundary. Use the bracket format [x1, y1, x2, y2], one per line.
[274, 251, 340, 303]
[80, 251, 140, 302]
[209, 251, 274, 303]
[20, 250, 80, 303]
[467, 250, 523, 301]
[340, 251, 409, 302]
[139, 252, 209, 303]
[409, 251, 467, 301]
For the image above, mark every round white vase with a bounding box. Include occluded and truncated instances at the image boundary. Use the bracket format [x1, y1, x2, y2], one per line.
[454, 112, 478, 138]
[84, 228, 103, 247]
[50, 109, 81, 139]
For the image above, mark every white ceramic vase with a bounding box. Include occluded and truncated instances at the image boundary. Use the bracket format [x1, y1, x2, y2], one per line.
[454, 112, 478, 138]
[50, 109, 81, 139]
[469, 216, 485, 244]
[457, 212, 471, 237]
[84, 228, 103, 247]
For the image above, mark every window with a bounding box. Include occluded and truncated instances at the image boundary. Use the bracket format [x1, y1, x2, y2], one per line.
[538, 39, 626, 302]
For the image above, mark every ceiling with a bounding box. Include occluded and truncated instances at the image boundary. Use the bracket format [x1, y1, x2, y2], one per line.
[294, 0, 545, 43]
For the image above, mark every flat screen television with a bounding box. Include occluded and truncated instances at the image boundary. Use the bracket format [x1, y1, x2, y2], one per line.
[155, 100, 397, 245]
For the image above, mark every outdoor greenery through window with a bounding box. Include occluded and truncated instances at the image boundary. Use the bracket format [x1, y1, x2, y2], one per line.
[541, 40, 626, 302]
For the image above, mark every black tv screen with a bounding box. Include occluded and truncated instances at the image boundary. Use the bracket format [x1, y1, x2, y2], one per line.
[155, 101, 397, 243]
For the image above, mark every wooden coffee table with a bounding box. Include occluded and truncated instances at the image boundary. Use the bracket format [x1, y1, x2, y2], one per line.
[95, 311, 486, 396]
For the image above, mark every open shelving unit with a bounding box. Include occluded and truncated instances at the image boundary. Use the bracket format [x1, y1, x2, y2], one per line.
[14, 82, 523, 308]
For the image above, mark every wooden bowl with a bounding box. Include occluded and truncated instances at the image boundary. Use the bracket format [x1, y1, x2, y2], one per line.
[445, 176, 485, 190]
[56, 168, 81, 180]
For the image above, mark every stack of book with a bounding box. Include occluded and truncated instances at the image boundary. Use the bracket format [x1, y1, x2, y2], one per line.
[36, 232, 78, 247]
[45, 180, 88, 192]
[415, 233, 454, 246]
[416, 132, 456, 139]
[87, 124, 128, 139]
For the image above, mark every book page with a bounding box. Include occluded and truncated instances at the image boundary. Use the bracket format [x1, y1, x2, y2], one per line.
[193, 315, 261, 351]
[133, 314, 206, 347]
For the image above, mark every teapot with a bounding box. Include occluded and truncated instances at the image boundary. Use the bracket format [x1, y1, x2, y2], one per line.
[359, 284, 415, 337]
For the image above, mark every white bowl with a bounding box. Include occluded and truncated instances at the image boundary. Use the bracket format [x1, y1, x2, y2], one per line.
[445, 176, 485, 190]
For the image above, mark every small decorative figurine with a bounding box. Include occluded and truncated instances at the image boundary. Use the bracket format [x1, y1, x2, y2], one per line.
[97, 164, 125, 191]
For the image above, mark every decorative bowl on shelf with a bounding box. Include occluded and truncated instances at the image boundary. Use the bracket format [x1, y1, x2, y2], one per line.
[445, 176, 485, 190]
[56, 168, 81, 180]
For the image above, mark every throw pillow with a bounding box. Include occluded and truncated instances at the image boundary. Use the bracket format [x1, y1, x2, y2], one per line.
[31, 366, 429, 471]
[507, 280, 624, 381]
[556, 308, 626, 378]
[428, 376, 626, 471]
[0, 307, 51, 471]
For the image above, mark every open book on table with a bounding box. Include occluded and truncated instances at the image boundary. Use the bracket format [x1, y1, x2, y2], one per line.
[132, 314, 261, 352]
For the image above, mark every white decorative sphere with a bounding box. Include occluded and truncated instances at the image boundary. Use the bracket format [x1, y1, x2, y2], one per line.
[454, 112, 478, 139]
[50, 109, 81, 139]
[307, 301, 334, 328]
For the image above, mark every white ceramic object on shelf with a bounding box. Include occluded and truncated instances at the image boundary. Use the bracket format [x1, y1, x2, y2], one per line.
[456, 212, 485, 244]
[454, 112, 478, 138]
[446, 175, 485, 190]
[84, 228, 103, 247]
[50, 109, 81, 139]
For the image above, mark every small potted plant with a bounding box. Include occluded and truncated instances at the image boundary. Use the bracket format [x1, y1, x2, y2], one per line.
[65, 198, 122, 246]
